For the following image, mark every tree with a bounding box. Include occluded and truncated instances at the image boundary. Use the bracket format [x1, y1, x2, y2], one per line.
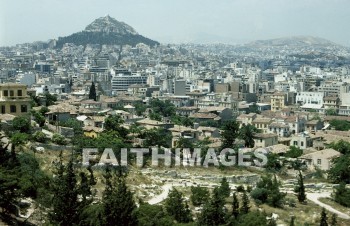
[149, 98, 176, 117]
[12, 116, 31, 133]
[198, 187, 226, 226]
[190, 186, 209, 206]
[49, 158, 80, 225]
[33, 131, 47, 143]
[220, 120, 240, 149]
[237, 211, 267, 226]
[0, 148, 19, 215]
[320, 208, 328, 226]
[330, 213, 337, 226]
[60, 118, 83, 135]
[137, 203, 174, 226]
[89, 81, 97, 101]
[240, 191, 250, 214]
[333, 182, 350, 207]
[250, 175, 286, 208]
[31, 110, 46, 127]
[328, 140, 350, 155]
[149, 112, 162, 121]
[165, 188, 192, 223]
[239, 124, 259, 148]
[294, 171, 306, 203]
[102, 166, 138, 226]
[232, 192, 239, 219]
[265, 153, 283, 172]
[328, 154, 350, 183]
[290, 216, 295, 226]
[142, 128, 172, 148]
[104, 115, 128, 139]
[45, 93, 57, 106]
[285, 146, 303, 158]
[52, 133, 67, 145]
[326, 108, 337, 116]
[219, 177, 231, 198]
[329, 119, 350, 131]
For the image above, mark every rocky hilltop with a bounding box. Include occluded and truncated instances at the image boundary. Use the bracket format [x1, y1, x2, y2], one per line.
[56, 15, 158, 48]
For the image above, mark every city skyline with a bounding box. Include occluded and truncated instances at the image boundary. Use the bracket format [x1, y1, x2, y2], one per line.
[1, 0, 350, 46]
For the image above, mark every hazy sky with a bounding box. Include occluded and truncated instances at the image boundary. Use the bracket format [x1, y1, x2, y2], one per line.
[1, 0, 350, 46]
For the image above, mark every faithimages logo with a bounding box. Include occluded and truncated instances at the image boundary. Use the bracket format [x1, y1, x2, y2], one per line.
[82, 148, 268, 167]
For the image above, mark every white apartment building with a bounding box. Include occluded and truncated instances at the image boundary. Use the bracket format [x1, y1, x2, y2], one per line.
[111, 74, 147, 92]
[296, 92, 324, 105]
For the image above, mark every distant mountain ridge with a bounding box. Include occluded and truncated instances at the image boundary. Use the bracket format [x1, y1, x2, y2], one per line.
[246, 36, 341, 48]
[55, 15, 158, 48]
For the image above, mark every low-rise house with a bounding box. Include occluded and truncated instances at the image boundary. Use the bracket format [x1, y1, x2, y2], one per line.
[299, 148, 341, 170]
[46, 103, 77, 123]
[169, 125, 199, 148]
[83, 126, 103, 138]
[81, 100, 102, 110]
[268, 122, 290, 137]
[176, 106, 199, 116]
[236, 113, 257, 127]
[290, 132, 313, 150]
[265, 144, 289, 155]
[198, 107, 233, 122]
[136, 118, 174, 130]
[0, 83, 32, 116]
[189, 112, 221, 125]
[323, 96, 340, 110]
[253, 133, 278, 148]
[196, 126, 220, 139]
[305, 120, 324, 133]
[252, 117, 272, 133]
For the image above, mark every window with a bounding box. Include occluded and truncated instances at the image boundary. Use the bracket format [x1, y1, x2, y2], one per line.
[293, 141, 298, 146]
[10, 90, 14, 97]
[17, 90, 22, 96]
[3, 90, 8, 96]
[21, 105, 27, 113]
[317, 159, 321, 165]
[301, 141, 304, 147]
[1, 105, 5, 113]
[10, 105, 16, 113]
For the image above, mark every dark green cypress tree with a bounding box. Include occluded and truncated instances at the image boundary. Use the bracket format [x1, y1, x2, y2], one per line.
[49, 157, 79, 225]
[219, 177, 230, 198]
[232, 192, 239, 219]
[330, 213, 337, 226]
[89, 81, 97, 101]
[240, 191, 250, 214]
[320, 208, 328, 226]
[198, 187, 226, 225]
[290, 216, 295, 226]
[102, 166, 138, 226]
[295, 171, 306, 203]
[165, 188, 192, 223]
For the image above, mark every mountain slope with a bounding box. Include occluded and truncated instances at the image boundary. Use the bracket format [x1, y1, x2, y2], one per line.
[56, 15, 159, 48]
[246, 36, 342, 48]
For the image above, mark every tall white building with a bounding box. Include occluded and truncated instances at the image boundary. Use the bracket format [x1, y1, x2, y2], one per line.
[111, 74, 147, 93]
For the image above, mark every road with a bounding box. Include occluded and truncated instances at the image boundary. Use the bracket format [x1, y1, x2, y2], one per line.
[306, 192, 350, 220]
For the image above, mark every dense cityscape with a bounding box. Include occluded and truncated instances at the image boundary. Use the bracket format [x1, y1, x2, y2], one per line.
[1, 13, 350, 226]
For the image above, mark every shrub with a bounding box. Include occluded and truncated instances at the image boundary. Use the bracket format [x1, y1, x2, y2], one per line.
[52, 134, 66, 145]
[33, 131, 47, 143]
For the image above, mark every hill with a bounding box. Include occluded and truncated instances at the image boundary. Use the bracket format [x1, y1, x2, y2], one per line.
[55, 15, 159, 48]
[246, 36, 341, 48]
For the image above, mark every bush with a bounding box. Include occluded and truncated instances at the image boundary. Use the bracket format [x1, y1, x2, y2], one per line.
[33, 131, 47, 143]
[52, 134, 66, 145]
[13, 116, 31, 133]
[236, 185, 245, 192]
[190, 186, 209, 206]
